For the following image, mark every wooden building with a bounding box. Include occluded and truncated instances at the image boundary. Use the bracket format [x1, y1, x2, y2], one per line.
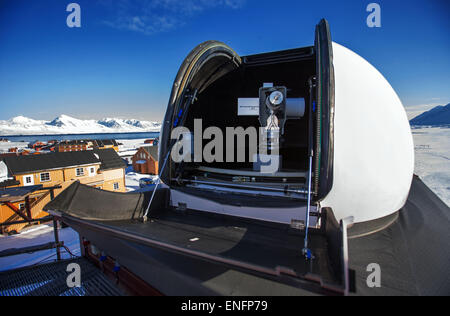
[2, 149, 126, 191]
[0, 149, 127, 233]
[56, 140, 90, 152]
[132, 146, 159, 175]
[0, 185, 46, 234]
[56, 139, 119, 152]
[92, 139, 119, 152]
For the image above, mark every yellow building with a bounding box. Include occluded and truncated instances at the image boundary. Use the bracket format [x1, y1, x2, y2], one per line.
[56, 139, 119, 152]
[0, 185, 47, 234]
[92, 139, 119, 152]
[0, 149, 126, 233]
[3, 149, 126, 191]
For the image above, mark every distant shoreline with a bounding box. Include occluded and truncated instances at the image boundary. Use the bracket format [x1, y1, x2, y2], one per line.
[0, 131, 160, 143]
[410, 124, 450, 129]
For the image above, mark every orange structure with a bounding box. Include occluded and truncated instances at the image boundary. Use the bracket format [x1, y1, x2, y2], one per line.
[132, 146, 159, 175]
[29, 141, 46, 150]
[0, 149, 127, 233]
[92, 139, 119, 152]
[56, 140, 89, 152]
[0, 185, 63, 234]
[56, 139, 119, 152]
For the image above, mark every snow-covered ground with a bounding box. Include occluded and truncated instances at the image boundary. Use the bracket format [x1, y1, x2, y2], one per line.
[0, 141, 29, 153]
[125, 166, 158, 192]
[118, 138, 149, 157]
[0, 224, 81, 272]
[119, 138, 159, 192]
[412, 126, 450, 206]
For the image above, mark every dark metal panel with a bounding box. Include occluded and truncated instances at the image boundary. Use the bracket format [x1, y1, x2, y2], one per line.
[159, 41, 241, 184]
[314, 19, 335, 199]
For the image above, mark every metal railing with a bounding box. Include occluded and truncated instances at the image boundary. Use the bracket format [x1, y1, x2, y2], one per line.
[0, 216, 66, 262]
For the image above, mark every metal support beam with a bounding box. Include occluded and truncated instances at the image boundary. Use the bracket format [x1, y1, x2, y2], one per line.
[0, 216, 53, 227]
[0, 242, 61, 258]
[302, 153, 314, 259]
[4, 202, 31, 221]
[180, 179, 309, 196]
[302, 76, 316, 259]
[25, 196, 31, 219]
[53, 218, 61, 261]
[143, 151, 171, 220]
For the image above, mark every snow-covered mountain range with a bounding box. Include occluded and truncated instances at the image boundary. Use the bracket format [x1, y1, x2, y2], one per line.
[410, 103, 450, 126]
[0, 115, 161, 135]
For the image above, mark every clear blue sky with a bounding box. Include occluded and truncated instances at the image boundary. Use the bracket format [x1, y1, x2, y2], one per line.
[0, 0, 448, 121]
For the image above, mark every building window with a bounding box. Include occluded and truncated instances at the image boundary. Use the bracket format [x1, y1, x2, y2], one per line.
[89, 167, 96, 176]
[76, 168, 84, 177]
[19, 203, 25, 211]
[24, 176, 32, 184]
[40, 172, 50, 182]
[113, 183, 119, 190]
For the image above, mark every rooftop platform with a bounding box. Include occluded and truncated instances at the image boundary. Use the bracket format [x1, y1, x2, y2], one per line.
[0, 257, 125, 296]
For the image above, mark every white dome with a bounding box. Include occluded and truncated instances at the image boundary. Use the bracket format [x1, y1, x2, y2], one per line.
[320, 42, 414, 223]
[0, 161, 8, 182]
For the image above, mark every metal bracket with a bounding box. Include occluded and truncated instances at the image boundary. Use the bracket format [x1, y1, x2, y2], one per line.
[302, 152, 314, 259]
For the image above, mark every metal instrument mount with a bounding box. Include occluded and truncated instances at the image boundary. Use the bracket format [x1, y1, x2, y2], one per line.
[302, 76, 317, 260]
[259, 86, 288, 135]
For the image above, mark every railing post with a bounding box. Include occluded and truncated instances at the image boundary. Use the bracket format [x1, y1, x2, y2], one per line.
[25, 196, 31, 219]
[53, 217, 61, 261]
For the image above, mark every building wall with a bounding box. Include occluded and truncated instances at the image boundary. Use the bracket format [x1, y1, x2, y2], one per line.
[58, 145, 88, 152]
[13, 164, 102, 188]
[14, 169, 65, 187]
[0, 181, 76, 233]
[0, 201, 25, 224]
[133, 159, 158, 175]
[0, 197, 45, 229]
[63, 165, 100, 182]
[12, 165, 124, 192]
[97, 145, 119, 152]
[141, 160, 158, 175]
[132, 148, 158, 175]
[101, 168, 126, 192]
